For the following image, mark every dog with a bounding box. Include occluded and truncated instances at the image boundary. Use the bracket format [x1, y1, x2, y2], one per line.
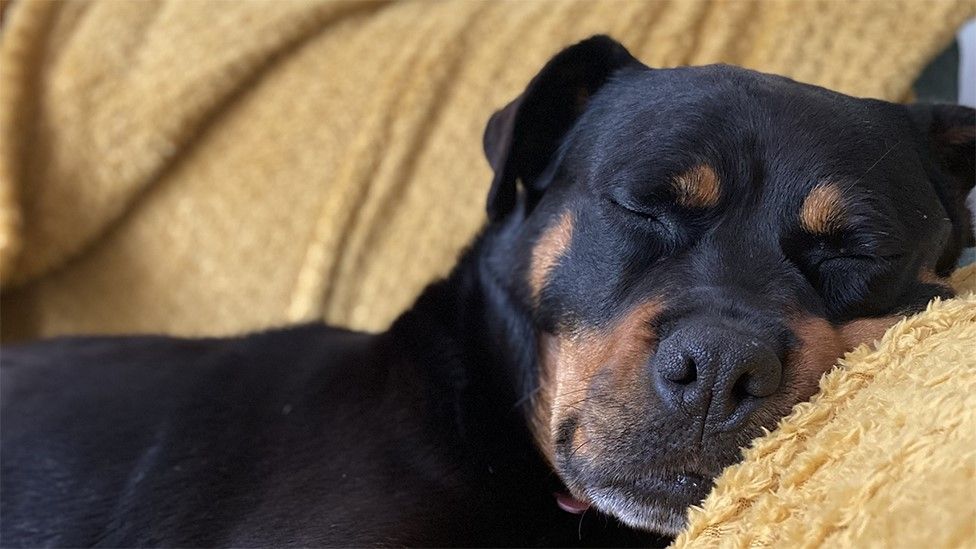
[2, 35, 974, 547]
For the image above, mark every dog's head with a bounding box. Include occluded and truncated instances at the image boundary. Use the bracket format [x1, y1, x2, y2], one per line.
[482, 36, 975, 535]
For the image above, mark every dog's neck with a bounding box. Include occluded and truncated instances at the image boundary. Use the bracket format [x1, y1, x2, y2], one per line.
[384, 213, 544, 465]
[378, 212, 672, 545]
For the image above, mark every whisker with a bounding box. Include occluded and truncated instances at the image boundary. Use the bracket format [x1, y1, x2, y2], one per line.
[512, 386, 540, 409]
[578, 506, 589, 540]
[861, 139, 901, 178]
[567, 438, 591, 460]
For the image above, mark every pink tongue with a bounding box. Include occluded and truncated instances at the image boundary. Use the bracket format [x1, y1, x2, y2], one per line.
[554, 492, 590, 514]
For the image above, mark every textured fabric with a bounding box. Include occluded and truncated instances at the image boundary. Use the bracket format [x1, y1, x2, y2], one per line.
[673, 265, 976, 549]
[1, 2, 975, 546]
[1, 0, 973, 339]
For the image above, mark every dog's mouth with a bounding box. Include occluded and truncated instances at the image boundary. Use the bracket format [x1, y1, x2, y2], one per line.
[557, 468, 713, 535]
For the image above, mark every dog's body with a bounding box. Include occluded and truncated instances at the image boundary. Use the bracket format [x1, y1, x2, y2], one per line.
[3, 239, 661, 547]
[2, 303, 651, 546]
[2, 36, 974, 547]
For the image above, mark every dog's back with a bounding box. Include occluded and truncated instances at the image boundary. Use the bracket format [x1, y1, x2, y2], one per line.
[1, 326, 461, 546]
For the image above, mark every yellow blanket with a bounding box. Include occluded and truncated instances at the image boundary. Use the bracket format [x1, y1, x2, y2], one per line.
[1, 1, 974, 546]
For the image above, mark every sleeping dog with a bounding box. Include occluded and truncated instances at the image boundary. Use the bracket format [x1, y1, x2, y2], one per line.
[2, 36, 974, 547]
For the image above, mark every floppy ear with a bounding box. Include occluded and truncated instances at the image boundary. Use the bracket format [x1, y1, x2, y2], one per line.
[907, 103, 976, 271]
[483, 35, 643, 220]
[908, 104, 976, 195]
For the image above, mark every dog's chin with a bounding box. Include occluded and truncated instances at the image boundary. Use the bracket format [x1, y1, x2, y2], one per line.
[571, 470, 713, 536]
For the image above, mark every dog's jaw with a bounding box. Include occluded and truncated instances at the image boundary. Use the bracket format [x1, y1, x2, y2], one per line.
[554, 475, 705, 535]
[587, 487, 689, 536]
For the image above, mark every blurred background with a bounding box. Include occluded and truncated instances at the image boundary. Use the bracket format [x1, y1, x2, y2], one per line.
[1, 0, 973, 342]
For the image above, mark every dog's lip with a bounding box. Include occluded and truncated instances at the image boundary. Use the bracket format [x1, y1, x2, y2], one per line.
[589, 469, 713, 507]
[556, 469, 713, 516]
[554, 491, 591, 514]
[636, 470, 711, 498]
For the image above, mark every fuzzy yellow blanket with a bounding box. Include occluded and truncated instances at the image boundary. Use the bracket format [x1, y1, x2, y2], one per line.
[1, 1, 974, 546]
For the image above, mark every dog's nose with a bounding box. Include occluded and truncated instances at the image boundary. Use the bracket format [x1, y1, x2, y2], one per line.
[651, 324, 782, 426]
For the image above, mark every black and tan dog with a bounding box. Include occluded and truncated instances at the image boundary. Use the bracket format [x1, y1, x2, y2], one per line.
[2, 36, 974, 547]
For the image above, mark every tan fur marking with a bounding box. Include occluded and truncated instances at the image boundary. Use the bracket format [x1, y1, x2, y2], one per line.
[918, 267, 954, 293]
[918, 268, 956, 302]
[800, 183, 846, 234]
[919, 268, 942, 285]
[533, 335, 560, 465]
[533, 300, 663, 465]
[839, 316, 902, 349]
[672, 164, 721, 208]
[528, 212, 574, 304]
[787, 313, 903, 399]
[787, 317, 846, 393]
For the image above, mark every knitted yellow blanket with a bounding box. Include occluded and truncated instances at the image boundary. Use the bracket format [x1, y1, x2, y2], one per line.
[1, 1, 974, 546]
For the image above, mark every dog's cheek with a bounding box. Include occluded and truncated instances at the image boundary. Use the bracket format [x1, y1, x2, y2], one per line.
[784, 314, 902, 402]
[838, 315, 902, 349]
[917, 268, 955, 301]
[536, 300, 663, 471]
[534, 329, 606, 469]
[528, 211, 574, 307]
[784, 317, 846, 401]
[533, 334, 562, 465]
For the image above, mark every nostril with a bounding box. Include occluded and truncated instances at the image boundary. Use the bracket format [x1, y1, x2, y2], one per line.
[662, 352, 697, 385]
[732, 358, 782, 400]
[731, 373, 752, 402]
[652, 338, 705, 413]
[677, 356, 697, 384]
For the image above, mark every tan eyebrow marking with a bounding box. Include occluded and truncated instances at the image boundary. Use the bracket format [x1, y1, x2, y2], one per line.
[672, 164, 721, 208]
[528, 211, 574, 304]
[800, 183, 846, 234]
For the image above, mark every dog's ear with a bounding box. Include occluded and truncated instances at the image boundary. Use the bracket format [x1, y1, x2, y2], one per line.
[908, 104, 976, 195]
[483, 35, 642, 220]
[907, 103, 976, 271]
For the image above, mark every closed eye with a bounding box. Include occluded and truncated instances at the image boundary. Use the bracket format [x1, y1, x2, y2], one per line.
[815, 252, 904, 268]
[606, 196, 677, 233]
[610, 197, 659, 220]
[783, 227, 908, 313]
